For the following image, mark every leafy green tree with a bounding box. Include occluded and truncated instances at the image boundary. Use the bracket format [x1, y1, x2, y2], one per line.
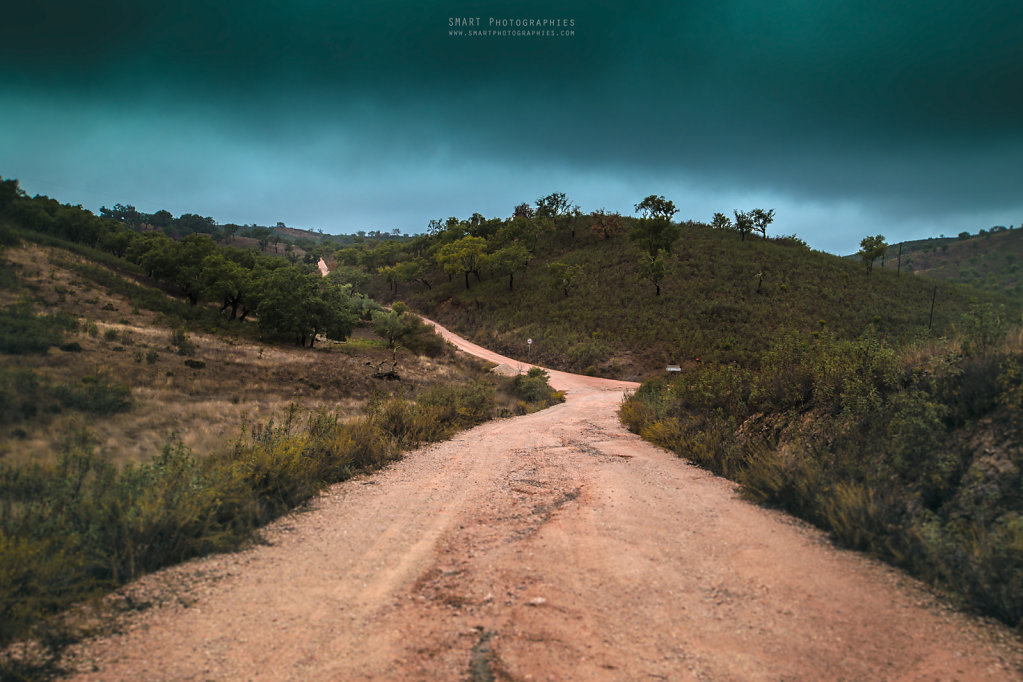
[171, 234, 218, 304]
[489, 243, 531, 290]
[395, 258, 431, 291]
[125, 232, 170, 270]
[639, 249, 667, 296]
[0, 178, 24, 211]
[177, 213, 217, 234]
[100, 203, 143, 228]
[54, 207, 103, 245]
[378, 264, 400, 295]
[436, 236, 488, 290]
[201, 253, 252, 319]
[711, 212, 732, 230]
[547, 262, 582, 297]
[858, 235, 888, 275]
[255, 267, 316, 344]
[495, 216, 548, 253]
[733, 210, 754, 241]
[149, 209, 174, 228]
[634, 195, 678, 221]
[317, 281, 360, 343]
[372, 302, 415, 349]
[751, 208, 776, 239]
[535, 192, 571, 219]
[513, 203, 535, 219]
[466, 213, 503, 240]
[327, 265, 370, 291]
[97, 227, 133, 257]
[256, 267, 356, 346]
[630, 217, 681, 256]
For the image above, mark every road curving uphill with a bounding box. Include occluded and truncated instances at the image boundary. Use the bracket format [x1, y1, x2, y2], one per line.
[66, 321, 1023, 680]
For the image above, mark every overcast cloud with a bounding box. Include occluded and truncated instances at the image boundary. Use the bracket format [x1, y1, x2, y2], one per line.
[2, 1, 1021, 253]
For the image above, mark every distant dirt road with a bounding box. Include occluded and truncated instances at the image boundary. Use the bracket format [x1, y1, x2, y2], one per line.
[67, 321, 1023, 680]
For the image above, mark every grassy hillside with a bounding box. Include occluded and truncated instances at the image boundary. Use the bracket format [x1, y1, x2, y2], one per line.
[0, 227, 561, 671]
[0, 243, 491, 467]
[367, 221, 1013, 379]
[869, 228, 1023, 298]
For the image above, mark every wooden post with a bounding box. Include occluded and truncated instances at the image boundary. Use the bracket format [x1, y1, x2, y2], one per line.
[897, 243, 903, 274]
[928, 285, 937, 329]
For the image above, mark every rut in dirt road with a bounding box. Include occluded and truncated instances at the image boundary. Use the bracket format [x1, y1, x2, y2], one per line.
[65, 322, 1023, 680]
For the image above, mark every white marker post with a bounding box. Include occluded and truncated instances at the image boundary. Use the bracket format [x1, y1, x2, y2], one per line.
[527, 338, 533, 363]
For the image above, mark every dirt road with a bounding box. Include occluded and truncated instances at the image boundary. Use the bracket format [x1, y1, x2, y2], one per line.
[67, 322, 1023, 680]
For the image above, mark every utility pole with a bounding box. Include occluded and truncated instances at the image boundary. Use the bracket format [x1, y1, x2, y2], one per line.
[897, 243, 903, 274]
[928, 286, 937, 330]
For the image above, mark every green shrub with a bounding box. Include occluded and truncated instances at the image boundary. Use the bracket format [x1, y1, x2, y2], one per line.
[170, 327, 196, 356]
[55, 375, 132, 415]
[418, 381, 496, 428]
[621, 323, 1023, 629]
[0, 303, 73, 354]
[514, 367, 563, 408]
[0, 369, 50, 423]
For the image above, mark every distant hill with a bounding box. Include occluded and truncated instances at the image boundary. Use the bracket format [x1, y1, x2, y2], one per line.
[856, 227, 1023, 298]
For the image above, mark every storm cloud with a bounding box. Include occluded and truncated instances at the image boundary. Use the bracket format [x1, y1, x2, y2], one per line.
[2, 1, 1021, 253]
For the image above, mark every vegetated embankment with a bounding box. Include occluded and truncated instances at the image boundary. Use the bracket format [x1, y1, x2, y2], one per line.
[47, 322, 1023, 681]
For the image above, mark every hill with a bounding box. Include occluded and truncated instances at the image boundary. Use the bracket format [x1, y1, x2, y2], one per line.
[868, 228, 1023, 298]
[345, 200, 1023, 630]
[354, 213, 1015, 380]
[0, 182, 564, 666]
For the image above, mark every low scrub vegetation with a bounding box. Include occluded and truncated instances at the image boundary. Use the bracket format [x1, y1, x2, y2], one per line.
[0, 303, 78, 355]
[621, 307, 1023, 628]
[0, 369, 558, 670]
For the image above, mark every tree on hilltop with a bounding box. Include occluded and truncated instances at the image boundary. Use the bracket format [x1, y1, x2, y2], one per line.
[751, 208, 776, 239]
[634, 195, 678, 221]
[859, 235, 888, 275]
[535, 192, 571, 219]
[711, 212, 732, 231]
[513, 202, 535, 219]
[733, 210, 754, 241]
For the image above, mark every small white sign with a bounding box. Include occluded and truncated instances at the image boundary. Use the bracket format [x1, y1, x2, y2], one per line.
[527, 338, 533, 344]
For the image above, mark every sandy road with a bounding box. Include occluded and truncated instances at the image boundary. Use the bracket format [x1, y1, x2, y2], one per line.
[67, 322, 1023, 680]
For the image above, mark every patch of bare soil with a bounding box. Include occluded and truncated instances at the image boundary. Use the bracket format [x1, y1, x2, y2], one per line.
[62, 321, 1023, 680]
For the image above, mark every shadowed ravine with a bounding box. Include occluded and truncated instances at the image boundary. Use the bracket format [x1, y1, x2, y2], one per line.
[65, 320, 1023, 680]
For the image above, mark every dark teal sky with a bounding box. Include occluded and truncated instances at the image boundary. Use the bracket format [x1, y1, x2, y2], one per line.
[2, 1, 1021, 253]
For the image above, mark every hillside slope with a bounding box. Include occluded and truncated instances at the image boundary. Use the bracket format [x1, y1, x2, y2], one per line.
[868, 228, 1023, 298]
[367, 222, 1014, 379]
[52, 324, 1023, 681]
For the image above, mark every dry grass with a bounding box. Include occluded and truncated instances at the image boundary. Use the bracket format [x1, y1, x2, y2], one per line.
[0, 245, 486, 467]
